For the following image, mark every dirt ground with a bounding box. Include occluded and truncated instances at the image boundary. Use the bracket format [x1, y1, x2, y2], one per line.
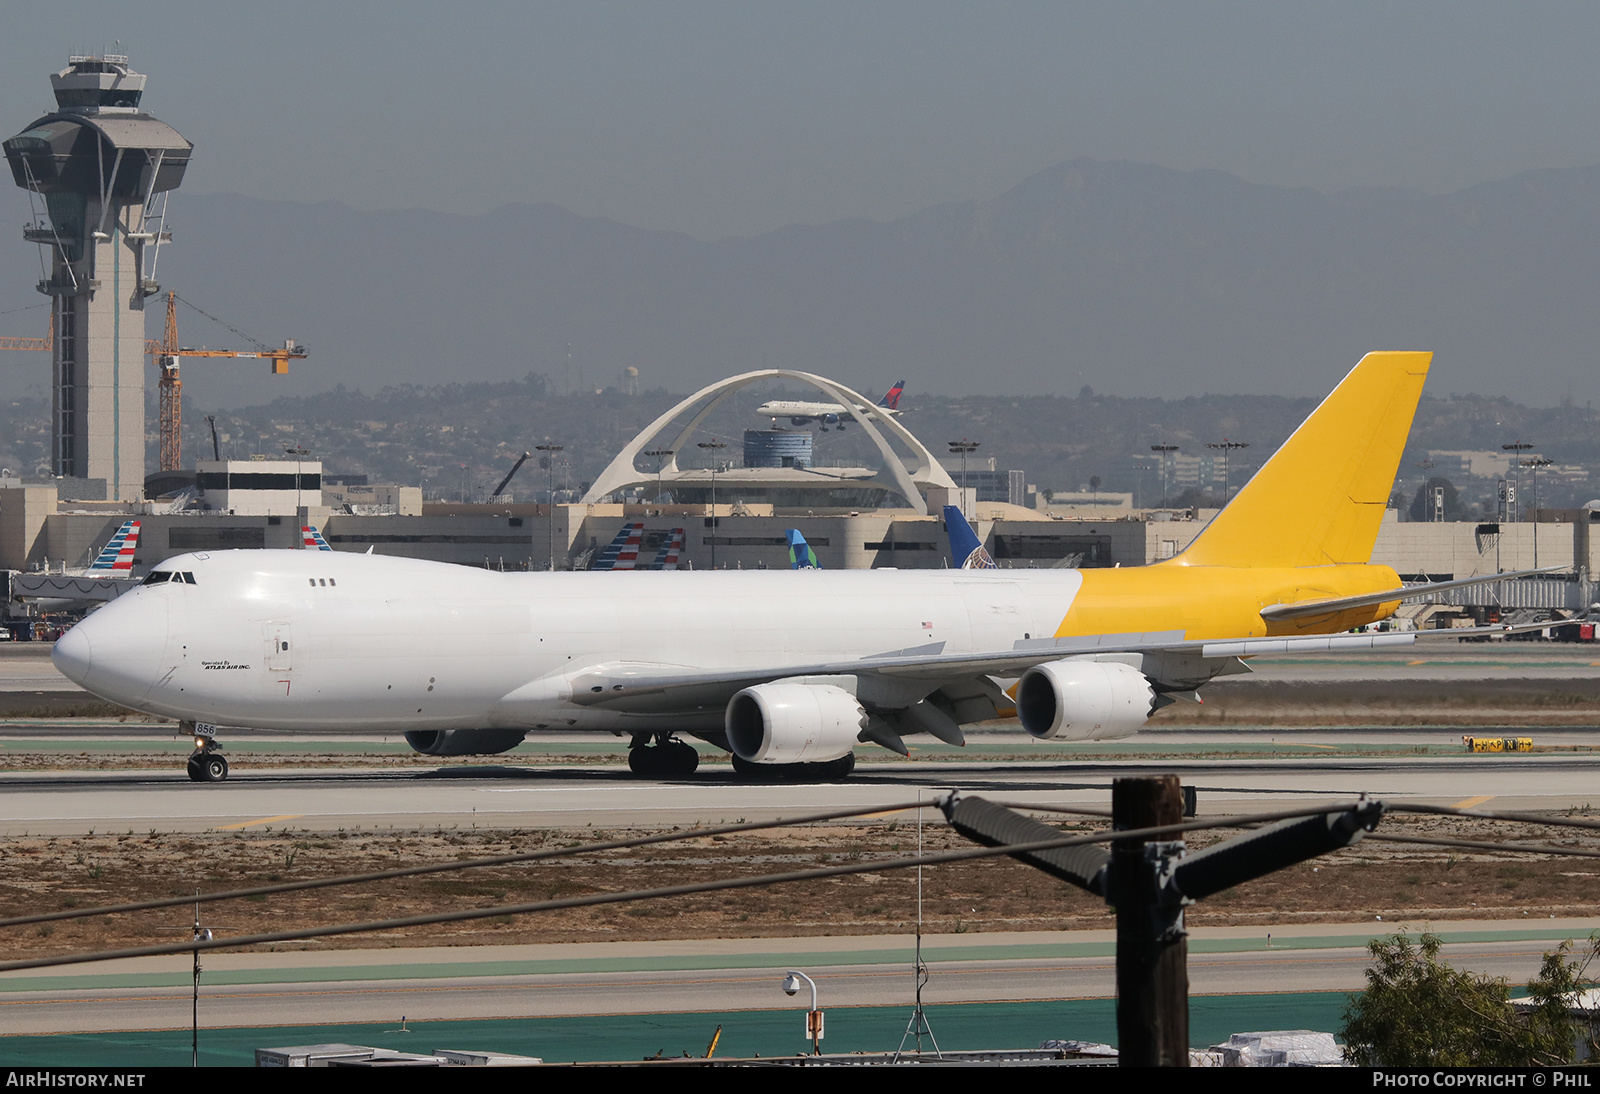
[5, 811, 1600, 963]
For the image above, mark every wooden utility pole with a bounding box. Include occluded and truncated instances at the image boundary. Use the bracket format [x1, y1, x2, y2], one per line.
[1111, 775, 1188, 1066]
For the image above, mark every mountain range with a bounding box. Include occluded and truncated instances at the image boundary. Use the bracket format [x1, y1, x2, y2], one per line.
[4, 157, 1598, 410]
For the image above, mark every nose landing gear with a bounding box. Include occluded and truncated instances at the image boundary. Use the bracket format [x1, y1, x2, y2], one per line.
[182, 722, 229, 782]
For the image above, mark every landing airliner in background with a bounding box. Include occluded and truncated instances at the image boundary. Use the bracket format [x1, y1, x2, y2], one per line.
[756, 380, 905, 430]
[51, 353, 1545, 783]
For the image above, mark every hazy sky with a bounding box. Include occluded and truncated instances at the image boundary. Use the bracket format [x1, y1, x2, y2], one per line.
[5, 2, 1599, 240]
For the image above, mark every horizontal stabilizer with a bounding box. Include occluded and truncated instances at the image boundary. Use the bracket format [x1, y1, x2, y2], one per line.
[1259, 566, 1564, 621]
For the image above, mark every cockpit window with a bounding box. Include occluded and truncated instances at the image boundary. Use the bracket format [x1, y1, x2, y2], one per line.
[142, 571, 171, 585]
[182, 572, 197, 585]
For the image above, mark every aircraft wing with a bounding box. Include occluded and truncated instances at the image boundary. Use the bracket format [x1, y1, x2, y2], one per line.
[546, 625, 1496, 715]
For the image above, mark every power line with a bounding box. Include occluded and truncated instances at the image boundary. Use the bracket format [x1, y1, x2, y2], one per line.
[0, 800, 934, 931]
[173, 293, 271, 352]
[1366, 832, 1600, 859]
[8, 798, 1598, 975]
[1388, 803, 1600, 832]
[0, 802, 1380, 974]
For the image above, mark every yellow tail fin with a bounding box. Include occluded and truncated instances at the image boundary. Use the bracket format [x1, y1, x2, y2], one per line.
[1172, 351, 1431, 568]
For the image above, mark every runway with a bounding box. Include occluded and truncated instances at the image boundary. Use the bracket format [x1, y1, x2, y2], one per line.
[2, 921, 1593, 1035]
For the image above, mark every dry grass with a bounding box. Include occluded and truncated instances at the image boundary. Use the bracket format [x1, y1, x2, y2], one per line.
[4, 813, 1599, 962]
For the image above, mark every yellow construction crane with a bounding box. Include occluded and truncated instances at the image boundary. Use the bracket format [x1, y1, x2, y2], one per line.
[0, 314, 52, 353]
[150, 292, 308, 471]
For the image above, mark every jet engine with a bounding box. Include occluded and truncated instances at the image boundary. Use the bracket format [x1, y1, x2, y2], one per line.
[725, 682, 866, 764]
[1015, 660, 1156, 742]
[403, 728, 528, 757]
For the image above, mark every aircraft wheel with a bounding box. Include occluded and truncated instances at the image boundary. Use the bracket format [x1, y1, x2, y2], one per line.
[813, 753, 856, 781]
[729, 754, 772, 780]
[198, 754, 229, 782]
[186, 754, 205, 782]
[627, 746, 657, 777]
[663, 740, 699, 777]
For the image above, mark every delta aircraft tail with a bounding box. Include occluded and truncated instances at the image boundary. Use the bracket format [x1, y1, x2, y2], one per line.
[877, 380, 906, 412]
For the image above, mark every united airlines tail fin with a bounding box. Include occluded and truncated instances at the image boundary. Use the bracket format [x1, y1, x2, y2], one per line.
[86, 520, 140, 573]
[590, 522, 645, 571]
[1172, 352, 1431, 569]
[786, 529, 821, 570]
[942, 505, 997, 569]
[877, 380, 907, 411]
[301, 525, 333, 551]
[649, 528, 685, 571]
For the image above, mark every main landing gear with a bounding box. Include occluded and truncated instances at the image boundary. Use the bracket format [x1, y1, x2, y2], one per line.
[627, 733, 701, 778]
[730, 753, 856, 782]
[183, 722, 229, 782]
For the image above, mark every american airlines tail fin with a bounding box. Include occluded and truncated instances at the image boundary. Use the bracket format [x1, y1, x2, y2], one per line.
[786, 529, 821, 570]
[590, 522, 645, 571]
[649, 528, 685, 571]
[1172, 352, 1431, 569]
[301, 525, 333, 551]
[941, 506, 997, 569]
[877, 380, 907, 411]
[86, 520, 140, 573]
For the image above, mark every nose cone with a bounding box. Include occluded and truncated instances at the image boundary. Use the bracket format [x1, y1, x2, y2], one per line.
[51, 598, 168, 707]
[52, 625, 92, 687]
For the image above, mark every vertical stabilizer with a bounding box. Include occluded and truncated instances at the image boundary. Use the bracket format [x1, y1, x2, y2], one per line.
[1173, 352, 1430, 568]
[942, 505, 997, 569]
[87, 520, 141, 572]
[786, 529, 821, 569]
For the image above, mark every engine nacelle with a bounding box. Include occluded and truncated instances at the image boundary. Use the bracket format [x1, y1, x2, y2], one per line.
[725, 682, 866, 764]
[403, 728, 528, 757]
[1016, 660, 1156, 742]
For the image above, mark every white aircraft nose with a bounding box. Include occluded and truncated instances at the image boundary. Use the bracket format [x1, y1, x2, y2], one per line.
[51, 624, 92, 687]
[51, 599, 168, 706]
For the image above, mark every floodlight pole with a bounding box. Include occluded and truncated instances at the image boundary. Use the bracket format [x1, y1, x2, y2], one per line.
[643, 448, 673, 505]
[1521, 455, 1552, 568]
[1150, 444, 1178, 507]
[535, 443, 564, 570]
[1205, 440, 1249, 504]
[697, 441, 727, 568]
[948, 440, 980, 520]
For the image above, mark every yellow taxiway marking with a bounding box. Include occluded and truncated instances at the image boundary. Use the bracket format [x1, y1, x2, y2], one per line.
[217, 814, 303, 831]
[1407, 660, 1428, 666]
[1451, 795, 1497, 810]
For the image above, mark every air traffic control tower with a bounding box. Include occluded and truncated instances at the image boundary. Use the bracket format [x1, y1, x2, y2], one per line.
[4, 55, 192, 501]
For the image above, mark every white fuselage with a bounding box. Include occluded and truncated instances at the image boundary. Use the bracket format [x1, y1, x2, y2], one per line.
[755, 398, 895, 422]
[54, 550, 1082, 734]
